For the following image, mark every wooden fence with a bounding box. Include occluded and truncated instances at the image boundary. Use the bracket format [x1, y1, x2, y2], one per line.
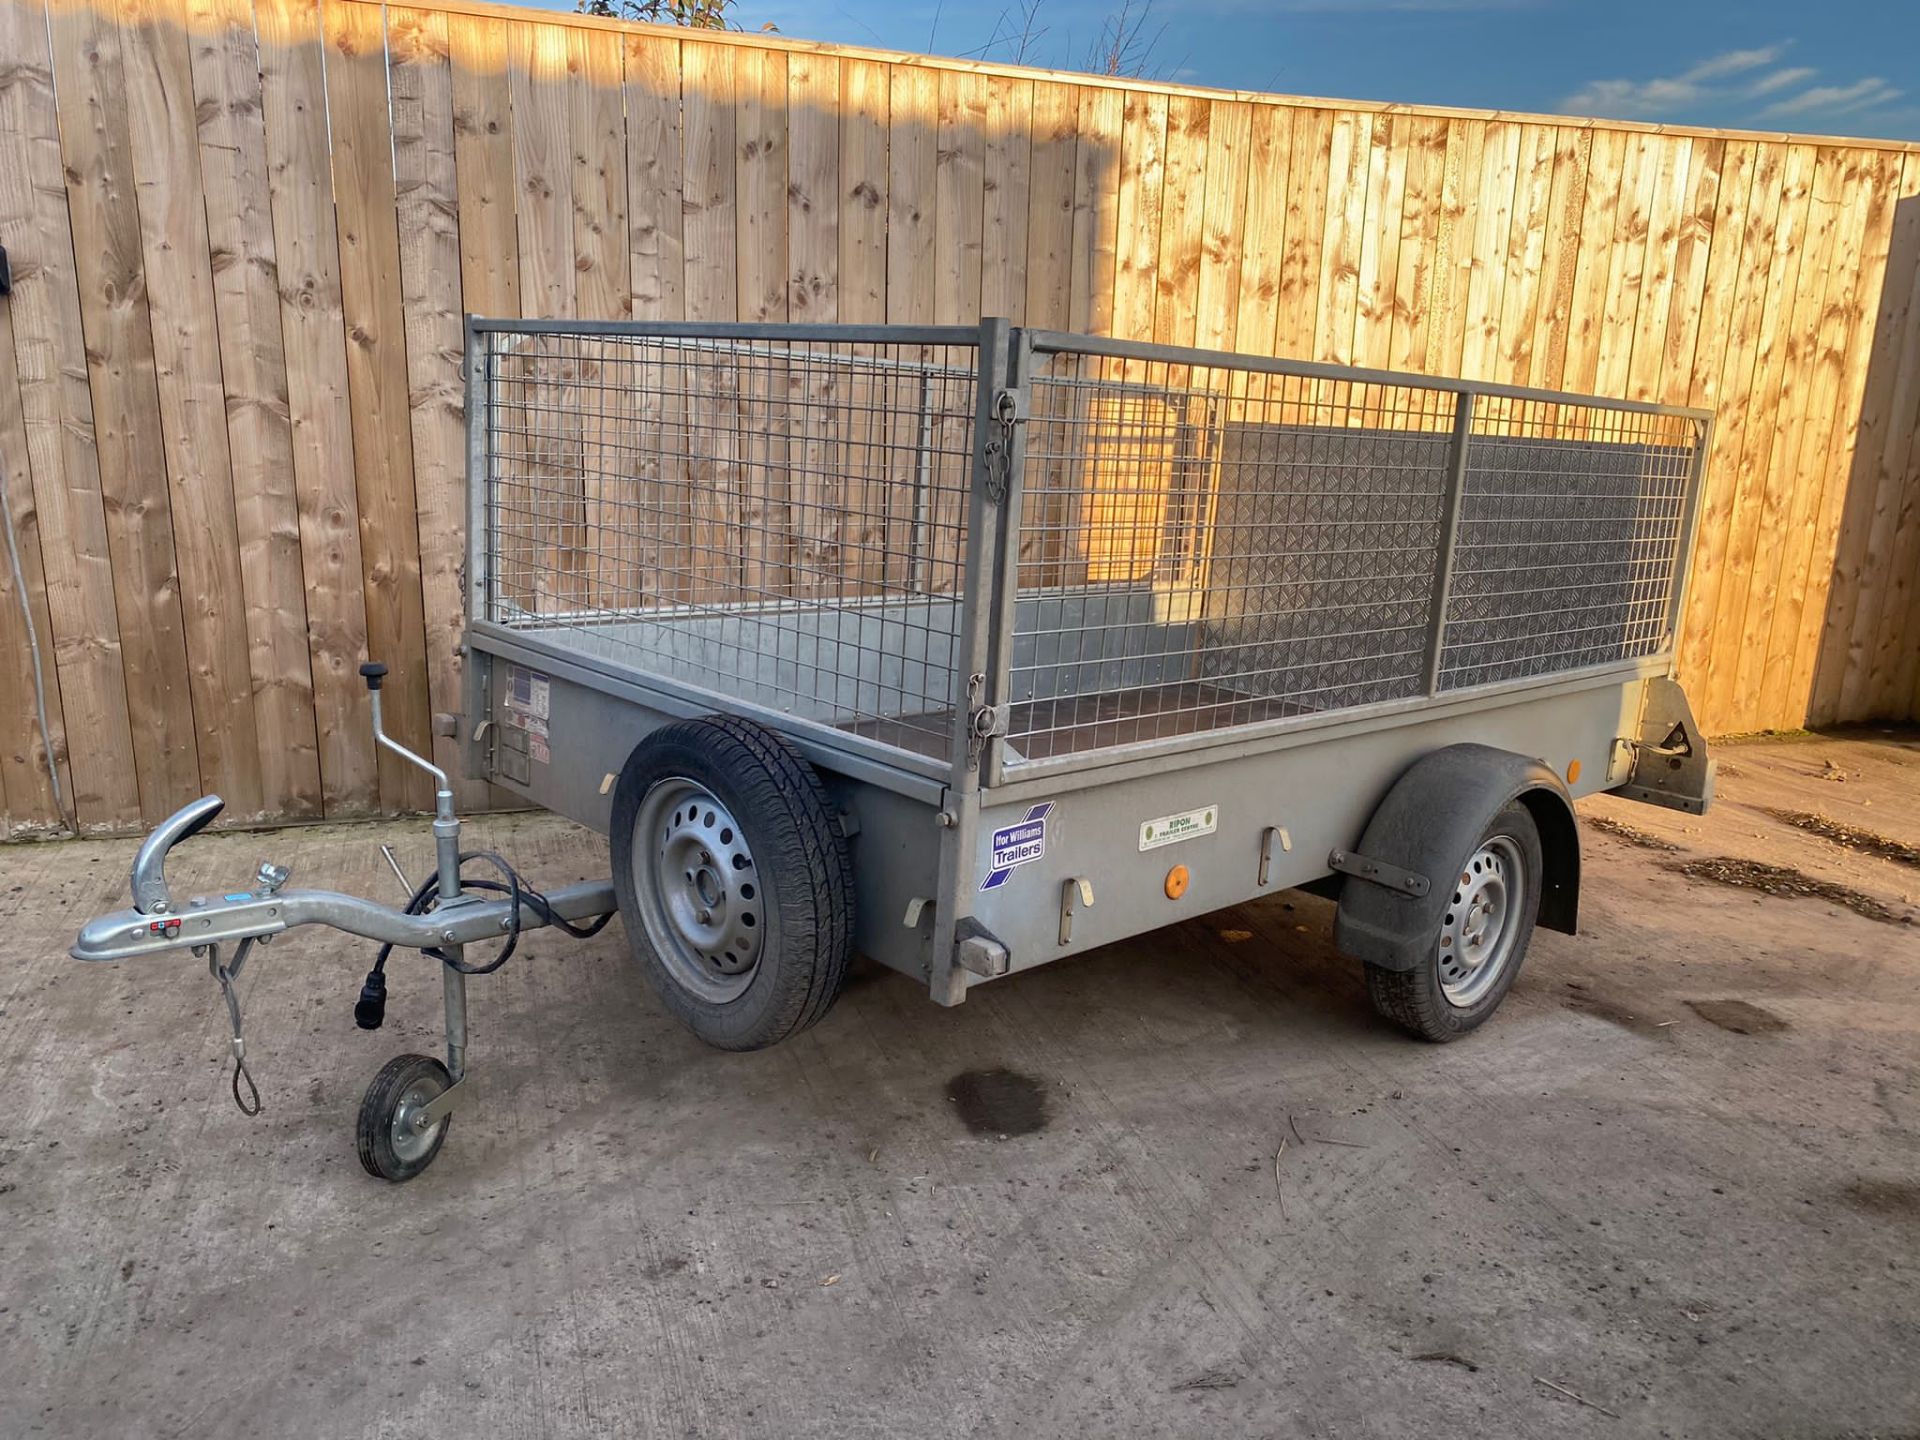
[2, 0, 1919, 834]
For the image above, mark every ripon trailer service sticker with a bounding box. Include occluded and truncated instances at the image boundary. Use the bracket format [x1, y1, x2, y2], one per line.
[1139, 804, 1217, 851]
[980, 802, 1053, 890]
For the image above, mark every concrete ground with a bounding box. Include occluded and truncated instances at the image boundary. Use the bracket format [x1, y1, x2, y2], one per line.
[2, 730, 1917, 1439]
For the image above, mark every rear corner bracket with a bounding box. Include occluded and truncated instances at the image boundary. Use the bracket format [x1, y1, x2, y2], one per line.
[1618, 675, 1715, 816]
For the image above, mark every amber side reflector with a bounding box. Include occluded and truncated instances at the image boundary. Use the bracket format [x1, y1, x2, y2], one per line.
[1567, 759, 1583, 785]
[1165, 864, 1190, 900]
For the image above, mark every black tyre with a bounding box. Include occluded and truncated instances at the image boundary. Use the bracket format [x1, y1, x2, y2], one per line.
[1365, 801, 1542, 1042]
[357, 1053, 452, 1182]
[609, 715, 854, 1051]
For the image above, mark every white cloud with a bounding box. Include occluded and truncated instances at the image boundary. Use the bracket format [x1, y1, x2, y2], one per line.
[1763, 76, 1903, 118]
[1564, 42, 1907, 127]
[1682, 45, 1789, 83]
[1748, 66, 1816, 96]
[1562, 43, 1792, 118]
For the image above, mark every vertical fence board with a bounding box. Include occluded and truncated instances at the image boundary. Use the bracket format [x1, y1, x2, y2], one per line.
[0, 298, 72, 830]
[1195, 100, 1251, 355]
[735, 46, 788, 323]
[1387, 115, 1449, 376]
[838, 59, 888, 325]
[980, 74, 1031, 320]
[886, 66, 935, 326]
[189, 0, 322, 817]
[258, 0, 377, 813]
[625, 33, 685, 322]
[787, 50, 839, 320]
[1419, 118, 1476, 381]
[1230, 105, 1291, 362]
[1, 0, 139, 828]
[1459, 120, 1519, 382]
[1623, 136, 1693, 403]
[934, 70, 987, 325]
[1862, 154, 1920, 716]
[1069, 85, 1121, 337]
[1110, 90, 1167, 355]
[675, 39, 737, 599]
[1818, 154, 1920, 721]
[1687, 142, 1786, 706]
[449, 14, 521, 318]
[1352, 110, 1404, 370]
[326, 0, 432, 811]
[512, 23, 576, 319]
[1657, 137, 1724, 407]
[680, 40, 737, 322]
[46, 0, 199, 817]
[569, 26, 629, 321]
[391, 6, 482, 805]
[1315, 110, 1372, 367]
[735, 46, 789, 591]
[122, 0, 266, 816]
[1705, 143, 1817, 728]
[1749, 148, 1858, 722]
[1674, 139, 1757, 685]
[1528, 125, 1590, 391]
[1024, 80, 1077, 331]
[1494, 123, 1556, 388]
[1779, 151, 1896, 719]
[786, 48, 839, 592]
[1153, 95, 1208, 350]
[1563, 127, 1627, 395]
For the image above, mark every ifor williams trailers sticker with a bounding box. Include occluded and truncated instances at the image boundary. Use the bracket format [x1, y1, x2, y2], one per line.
[980, 802, 1053, 890]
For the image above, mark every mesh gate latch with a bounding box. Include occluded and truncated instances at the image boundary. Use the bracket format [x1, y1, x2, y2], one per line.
[982, 389, 1025, 504]
[964, 673, 1007, 764]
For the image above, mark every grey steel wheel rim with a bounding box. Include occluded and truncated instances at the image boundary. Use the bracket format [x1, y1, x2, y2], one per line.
[391, 1075, 446, 1165]
[632, 778, 763, 1004]
[1438, 835, 1525, 1008]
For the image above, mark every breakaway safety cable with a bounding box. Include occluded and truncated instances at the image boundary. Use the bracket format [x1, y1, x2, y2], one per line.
[208, 939, 263, 1116]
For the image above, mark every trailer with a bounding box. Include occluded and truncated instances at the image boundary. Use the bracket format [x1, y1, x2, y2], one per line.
[73, 318, 1715, 1180]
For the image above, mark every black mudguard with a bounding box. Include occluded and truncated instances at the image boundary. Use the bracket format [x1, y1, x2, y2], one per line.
[1333, 743, 1579, 971]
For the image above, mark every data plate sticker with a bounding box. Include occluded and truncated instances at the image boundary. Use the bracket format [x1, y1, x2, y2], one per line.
[1139, 805, 1217, 851]
[503, 665, 552, 758]
[981, 802, 1053, 890]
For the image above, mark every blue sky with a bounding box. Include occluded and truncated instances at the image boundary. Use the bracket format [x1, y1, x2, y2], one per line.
[525, 0, 1920, 143]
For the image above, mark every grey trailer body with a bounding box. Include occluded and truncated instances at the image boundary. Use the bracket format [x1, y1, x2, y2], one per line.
[462, 318, 1713, 1007]
[70, 315, 1714, 1181]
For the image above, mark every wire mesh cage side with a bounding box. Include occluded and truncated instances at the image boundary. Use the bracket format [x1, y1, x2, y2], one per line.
[1438, 400, 1701, 690]
[480, 328, 983, 764]
[1010, 352, 1458, 762]
[1003, 343, 1706, 769]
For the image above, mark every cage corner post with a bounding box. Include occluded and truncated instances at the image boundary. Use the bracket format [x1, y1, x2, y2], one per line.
[927, 317, 1017, 1005]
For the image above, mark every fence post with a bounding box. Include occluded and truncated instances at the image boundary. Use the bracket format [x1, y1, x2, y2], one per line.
[1423, 389, 1475, 696]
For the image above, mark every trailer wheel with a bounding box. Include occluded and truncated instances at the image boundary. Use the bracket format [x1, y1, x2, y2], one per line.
[357, 1053, 452, 1182]
[1365, 802, 1542, 1042]
[610, 716, 854, 1051]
